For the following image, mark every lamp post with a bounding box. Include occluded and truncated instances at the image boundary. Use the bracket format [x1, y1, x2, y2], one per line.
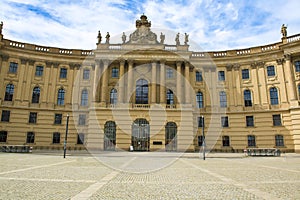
[201, 115, 205, 160]
[63, 114, 69, 158]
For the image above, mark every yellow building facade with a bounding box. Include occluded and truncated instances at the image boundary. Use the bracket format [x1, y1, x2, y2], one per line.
[1, 15, 300, 153]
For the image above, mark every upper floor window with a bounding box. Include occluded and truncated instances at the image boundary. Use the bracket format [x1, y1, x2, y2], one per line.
[136, 79, 148, 104]
[57, 88, 65, 105]
[35, 66, 44, 76]
[0, 131, 8, 143]
[272, 114, 282, 126]
[221, 116, 229, 127]
[1, 110, 10, 122]
[110, 89, 117, 105]
[218, 71, 225, 81]
[54, 114, 62, 124]
[270, 87, 279, 105]
[60, 68, 67, 79]
[219, 91, 227, 108]
[78, 114, 86, 125]
[26, 132, 35, 143]
[32, 87, 40, 103]
[244, 90, 252, 107]
[81, 89, 88, 106]
[196, 71, 203, 82]
[4, 84, 14, 101]
[111, 67, 119, 78]
[9, 62, 18, 74]
[295, 61, 300, 72]
[166, 68, 173, 79]
[28, 112, 37, 124]
[242, 69, 250, 80]
[196, 92, 204, 108]
[166, 89, 174, 105]
[83, 69, 90, 80]
[267, 66, 275, 77]
[246, 116, 254, 127]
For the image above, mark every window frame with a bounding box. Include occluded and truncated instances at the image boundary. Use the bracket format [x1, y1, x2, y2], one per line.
[241, 69, 250, 80]
[270, 87, 279, 105]
[247, 135, 256, 147]
[275, 135, 284, 147]
[295, 61, 300, 72]
[83, 69, 90, 80]
[244, 90, 252, 107]
[81, 89, 88, 106]
[59, 68, 67, 79]
[5, 84, 14, 101]
[1, 110, 10, 122]
[9, 62, 18, 74]
[246, 116, 254, 127]
[77, 133, 84, 144]
[222, 136, 230, 147]
[35, 66, 44, 76]
[221, 116, 229, 128]
[111, 67, 119, 78]
[267, 65, 276, 77]
[26, 132, 35, 144]
[219, 91, 227, 108]
[166, 68, 174, 79]
[78, 114, 86, 126]
[272, 114, 282, 126]
[110, 88, 118, 105]
[28, 112, 37, 124]
[0, 131, 8, 143]
[52, 132, 61, 144]
[196, 71, 203, 82]
[32, 87, 40, 103]
[54, 114, 62, 125]
[218, 71, 225, 81]
[57, 88, 65, 105]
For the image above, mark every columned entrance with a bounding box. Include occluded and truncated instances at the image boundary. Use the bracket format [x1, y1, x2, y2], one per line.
[132, 118, 150, 151]
[165, 122, 177, 151]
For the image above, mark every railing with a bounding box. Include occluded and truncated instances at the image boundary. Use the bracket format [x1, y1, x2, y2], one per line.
[165, 45, 177, 51]
[109, 45, 122, 50]
[261, 44, 278, 52]
[35, 46, 50, 52]
[133, 104, 150, 109]
[9, 41, 25, 48]
[236, 49, 251, 55]
[166, 104, 176, 109]
[287, 34, 300, 43]
[191, 52, 205, 57]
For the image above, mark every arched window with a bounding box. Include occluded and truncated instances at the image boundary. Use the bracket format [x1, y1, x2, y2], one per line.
[110, 89, 118, 105]
[244, 90, 252, 107]
[166, 89, 174, 105]
[57, 88, 65, 105]
[270, 87, 279, 105]
[81, 89, 88, 106]
[5, 84, 14, 101]
[104, 121, 116, 150]
[136, 79, 148, 104]
[32, 87, 40, 103]
[219, 91, 227, 108]
[196, 92, 203, 108]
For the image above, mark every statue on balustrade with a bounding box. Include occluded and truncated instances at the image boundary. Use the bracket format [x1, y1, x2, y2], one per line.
[175, 33, 180, 45]
[281, 24, 287, 37]
[160, 32, 165, 44]
[0, 21, 3, 35]
[105, 32, 110, 44]
[122, 32, 126, 43]
[97, 30, 102, 44]
[184, 33, 189, 45]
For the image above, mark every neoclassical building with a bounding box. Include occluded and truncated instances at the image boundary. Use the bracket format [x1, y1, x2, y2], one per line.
[0, 15, 300, 153]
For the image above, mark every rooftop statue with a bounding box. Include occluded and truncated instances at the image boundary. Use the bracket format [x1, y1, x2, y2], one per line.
[96, 30, 102, 44]
[0, 21, 3, 35]
[281, 24, 287, 37]
[175, 33, 180, 45]
[122, 32, 126, 44]
[160, 32, 165, 44]
[127, 14, 158, 44]
[105, 32, 110, 44]
[184, 33, 189, 45]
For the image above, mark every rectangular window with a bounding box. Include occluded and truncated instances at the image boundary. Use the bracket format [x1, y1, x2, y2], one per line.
[246, 116, 254, 127]
[54, 114, 62, 124]
[275, 135, 284, 147]
[29, 112, 37, 124]
[196, 71, 203, 82]
[0, 131, 8, 143]
[77, 133, 84, 144]
[83, 69, 90, 80]
[198, 135, 204, 146]
[166, 68, 173, 79]
[26, 132, 35, 143]
[9, 62, 18, 73]
[78, 114, 86, 125]
[295, 61, 300, 72]
[35, 66, 44, 76]
[242, 69, 249, 80]
[1, 110, 10, 122]
[198, 116, 204, 127]
[222, 136, 230, 147]
[60, 68, 67, 78]
[267, 66, 275, 77]
[273, 114, 282, 126]
[218, 71, 225, 81]
[52, 132, 60, 144]
[248, 135, 256, 147]
[111, 67, 119, 78]
[221, 116, 229, 127]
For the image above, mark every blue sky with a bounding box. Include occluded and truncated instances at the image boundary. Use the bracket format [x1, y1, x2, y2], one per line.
[0, 0, 299, 51]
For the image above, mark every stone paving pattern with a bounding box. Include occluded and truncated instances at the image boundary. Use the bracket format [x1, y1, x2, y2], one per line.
[0, 152, 299, 200]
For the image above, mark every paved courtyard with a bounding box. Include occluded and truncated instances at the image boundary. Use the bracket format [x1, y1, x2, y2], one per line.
[0, 151, 300, 200]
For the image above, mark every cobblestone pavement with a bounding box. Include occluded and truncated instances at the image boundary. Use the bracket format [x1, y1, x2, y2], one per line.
[0, 151, 300, 200]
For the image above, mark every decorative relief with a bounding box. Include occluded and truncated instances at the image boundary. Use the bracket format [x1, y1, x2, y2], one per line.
[276, 59, 284, 65]
[284, 54, 291, 61]
[251, 61, 265, 68]
[0, 53, 9, 61]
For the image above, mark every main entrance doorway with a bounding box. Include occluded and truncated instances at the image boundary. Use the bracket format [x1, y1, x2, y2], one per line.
[104, 121, 116, 151]
[165, 122, 177, 152]
[132, 118, 150, 151]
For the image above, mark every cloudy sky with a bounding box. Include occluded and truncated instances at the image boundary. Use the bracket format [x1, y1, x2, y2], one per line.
[0, 0, 299, 51]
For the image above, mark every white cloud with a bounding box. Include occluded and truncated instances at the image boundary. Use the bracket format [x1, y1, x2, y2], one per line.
[0, 0, 299, 51]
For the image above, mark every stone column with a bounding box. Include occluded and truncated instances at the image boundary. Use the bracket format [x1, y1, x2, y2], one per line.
[226, 65, 234, 107]
[0, 55, 8, 101]
[93, 60, 101, 102]
[233, 64, 242, 107]
[250, 64, 261, 106]
[257, 62, 268, 106]
[276, 59, 288, 104]
[118, 59, 125, 104]
[284, 54, 297, 101]
[184, 61, 190, 104]
[176, 61, 182, 104]
[100, 59, 109, 104]
[23, 59, 35, 102]
[151, 61, 157, 104]
[16, 58, 27, 102]
[159, 60, 166, 104]
[127, 60, 134, 103]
